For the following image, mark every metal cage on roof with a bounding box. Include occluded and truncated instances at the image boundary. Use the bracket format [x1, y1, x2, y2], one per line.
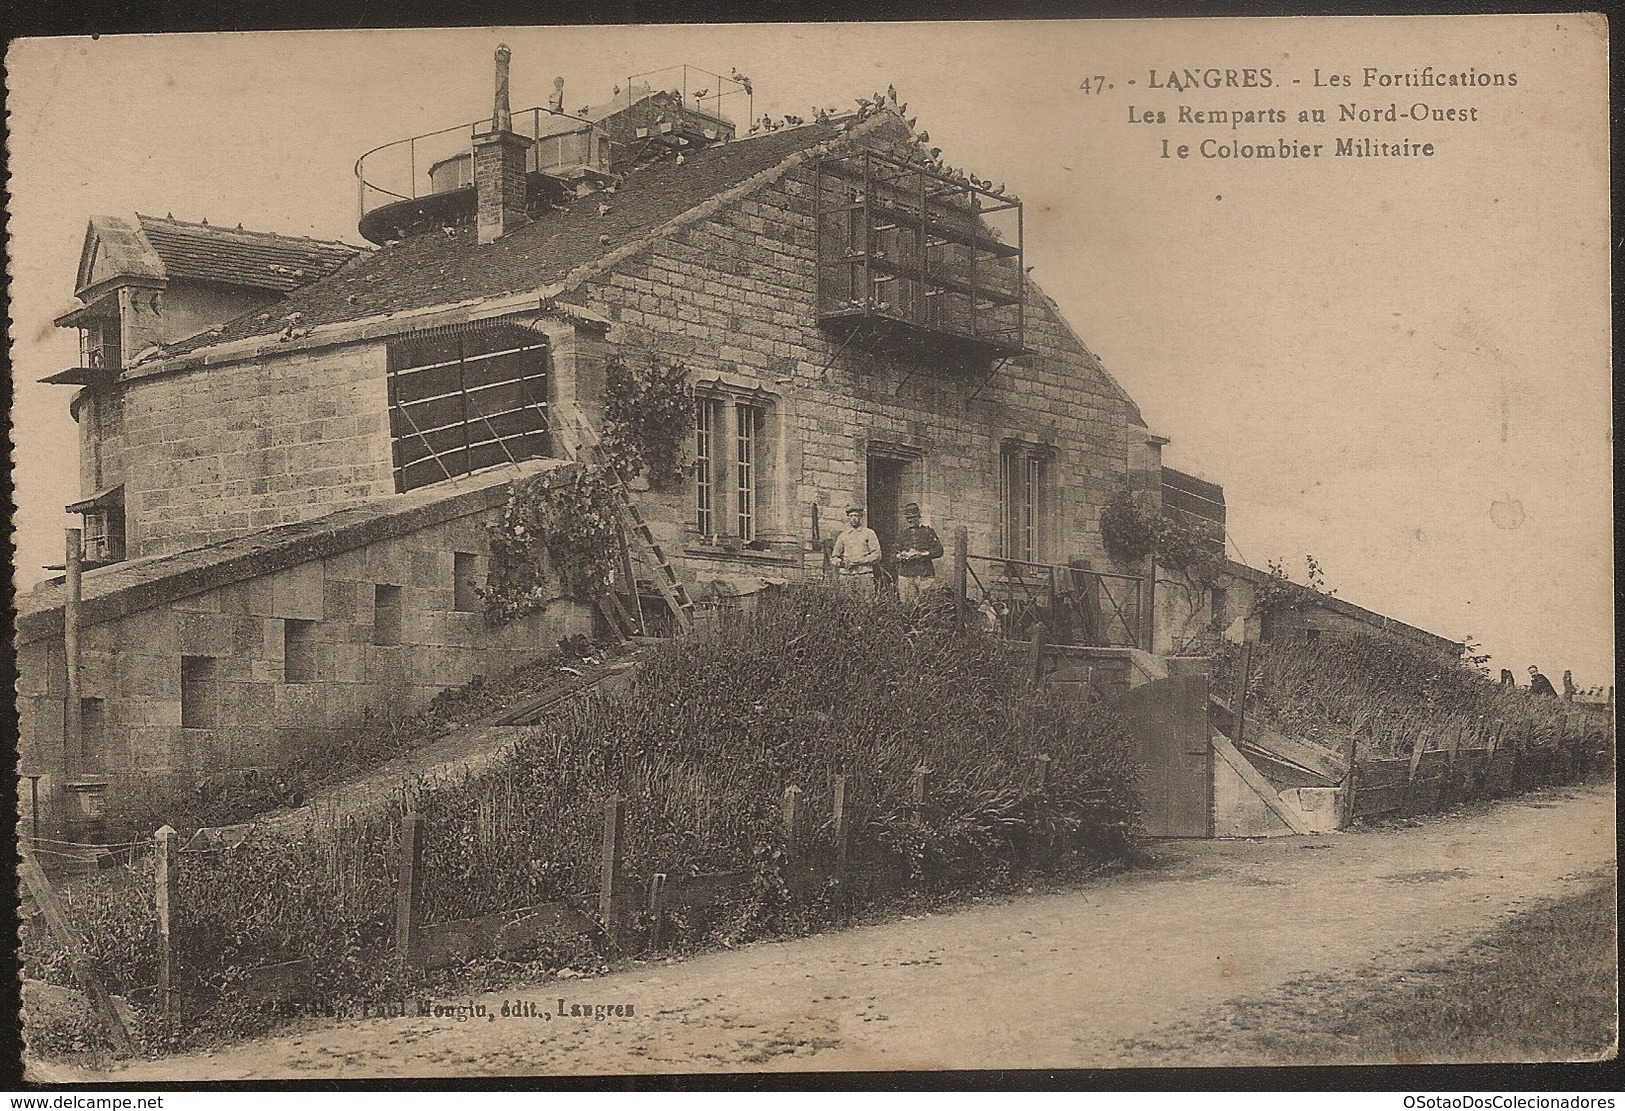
[813, 149, 1025, 362]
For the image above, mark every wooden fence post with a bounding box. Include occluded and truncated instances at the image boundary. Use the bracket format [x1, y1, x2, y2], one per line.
[1403, 731, 1429, 816]
[155, 825, 178, 1026]
[781, 785, 803, 858]
[1031, 753, 1051, 792]
[908, 766, 931, 827]
[20, 848, 135, 1057]
[1030, 753, 1053, 866]
[1444, 721, 1464, 801]
[952, 527, 968, 626]
[599, 796, 626, 946]
[647, 872, 667, 950]
[1483, 719, 1505, 796]
[1607, 686, 1616, 768]
[395, 810, 422, 962]
[832, 775, 849, 879]
[1232, 641, 1254, 745]
[1028, 621, 1048, 686]
[1562, 713, 1587, 780]
[1337, 714, 1363, 828]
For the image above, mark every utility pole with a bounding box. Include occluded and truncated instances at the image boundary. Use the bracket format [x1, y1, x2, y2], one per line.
[64, 528, 83, 777]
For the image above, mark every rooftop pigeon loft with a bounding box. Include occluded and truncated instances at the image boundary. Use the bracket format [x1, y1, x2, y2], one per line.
[813, 147, 1025, 361]
[355, 67, 744, 246]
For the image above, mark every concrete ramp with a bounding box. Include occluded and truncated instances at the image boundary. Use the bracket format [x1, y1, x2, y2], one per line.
[1212, 734, 1318, 837]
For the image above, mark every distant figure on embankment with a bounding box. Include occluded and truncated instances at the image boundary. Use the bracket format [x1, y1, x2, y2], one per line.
[1527, 665, 1558, 698]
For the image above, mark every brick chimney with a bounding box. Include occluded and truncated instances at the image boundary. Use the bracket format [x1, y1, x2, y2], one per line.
[474, 43, 529, 245]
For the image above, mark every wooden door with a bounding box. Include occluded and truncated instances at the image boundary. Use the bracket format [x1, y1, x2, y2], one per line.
[1114, 658, 1213, 837]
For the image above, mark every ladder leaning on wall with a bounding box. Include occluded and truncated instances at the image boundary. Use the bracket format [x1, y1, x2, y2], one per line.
[555, 409, 695, 636]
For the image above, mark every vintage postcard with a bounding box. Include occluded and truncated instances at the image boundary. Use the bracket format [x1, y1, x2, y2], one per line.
[7, 17, 1614, 1083]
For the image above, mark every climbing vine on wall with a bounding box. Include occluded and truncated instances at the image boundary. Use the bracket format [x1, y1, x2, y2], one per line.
[1253, 554, 1336, 620]
[1099, 488, 1157, 563]
[600, 352, 694, 489]
[481, 465, 621, 625]
[1098, 487, 1225, 586]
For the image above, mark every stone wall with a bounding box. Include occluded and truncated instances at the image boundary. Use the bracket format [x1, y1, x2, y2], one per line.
[573, 137, 1157, 580]
[111, 342, 396, 557]
[1217, 568, 1459, 660]
[16, 462, 590, 831]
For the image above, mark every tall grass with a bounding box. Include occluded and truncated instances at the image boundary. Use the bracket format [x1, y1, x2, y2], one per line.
[1218, 633, 1604, 759]
[26, 585, 1140, 1054]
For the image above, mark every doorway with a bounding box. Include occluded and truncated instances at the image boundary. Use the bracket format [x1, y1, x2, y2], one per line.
[865, 451, 916, 584]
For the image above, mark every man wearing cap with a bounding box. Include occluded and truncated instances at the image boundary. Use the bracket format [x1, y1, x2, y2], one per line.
[1527, 665, 1558, 697]
[894, 502, 945, 607]
[830, 505, 882, 597]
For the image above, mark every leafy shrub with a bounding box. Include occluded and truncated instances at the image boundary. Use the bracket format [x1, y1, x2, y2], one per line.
[1100, 487, 1224, 585]
[482, 465, 620, 623]
[408, 586, 1139, 927]
[1099, 488, 1156, 563]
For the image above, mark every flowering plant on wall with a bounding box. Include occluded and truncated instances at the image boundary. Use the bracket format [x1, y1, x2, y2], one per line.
[601, 352, 694, 489]
[482, 465, 621, 625]
[1253, 554, 1336, 620]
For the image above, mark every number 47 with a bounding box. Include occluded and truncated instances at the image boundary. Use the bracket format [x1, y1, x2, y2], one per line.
[1079, 76, 1107, 94]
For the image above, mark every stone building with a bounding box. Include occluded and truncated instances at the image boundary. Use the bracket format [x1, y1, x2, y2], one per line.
[48, 215, 364, 563]
[16, 463, 592, 831]
[24, 55, 1172, 830]
[48, 60, 1161, 581]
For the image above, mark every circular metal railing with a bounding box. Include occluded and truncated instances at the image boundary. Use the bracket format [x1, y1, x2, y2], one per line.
[353, 107, 612, 226]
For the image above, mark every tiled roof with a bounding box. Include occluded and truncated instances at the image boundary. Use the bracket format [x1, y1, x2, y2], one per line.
[136, 215, 365, 294]
[157, 121, 850, 358]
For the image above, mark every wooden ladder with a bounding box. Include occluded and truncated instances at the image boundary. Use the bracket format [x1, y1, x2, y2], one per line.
[613, 489, 696, 635]
[561, 410, 695, 634]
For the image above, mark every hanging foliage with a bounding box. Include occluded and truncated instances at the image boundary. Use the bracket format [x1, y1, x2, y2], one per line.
[1099, 486, 1225, 586]
[1099, 488, 1157, 563]
[481, 465, 621, 625]
[601, 352, 694, 489]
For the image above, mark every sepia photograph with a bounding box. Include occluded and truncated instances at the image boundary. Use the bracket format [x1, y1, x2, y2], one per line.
[6, 16, 1615, 1083]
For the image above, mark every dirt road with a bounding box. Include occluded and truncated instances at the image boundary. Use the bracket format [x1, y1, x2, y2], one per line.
[42, 783, 1615, 1078]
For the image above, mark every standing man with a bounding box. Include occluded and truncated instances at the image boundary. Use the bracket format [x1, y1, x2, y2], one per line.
[1527, 665, 1558, 697]
[894, 502, 944, 607]
[830, 505, 882, 598]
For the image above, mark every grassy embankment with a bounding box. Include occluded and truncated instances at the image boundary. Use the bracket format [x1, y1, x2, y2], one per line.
[25, 585, 1139, 1058]
[1216, 633, 1609, 762]
[1119, 874, 1618, 1065]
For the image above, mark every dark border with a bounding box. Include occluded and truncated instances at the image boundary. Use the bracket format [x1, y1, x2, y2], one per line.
[5, 0, 1620, 1095]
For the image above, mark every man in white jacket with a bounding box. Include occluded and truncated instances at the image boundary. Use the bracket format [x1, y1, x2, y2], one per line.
[830, 505, 882, 598]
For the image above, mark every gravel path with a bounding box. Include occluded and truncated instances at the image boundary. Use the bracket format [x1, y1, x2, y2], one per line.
[39, 782, 1615, 1078]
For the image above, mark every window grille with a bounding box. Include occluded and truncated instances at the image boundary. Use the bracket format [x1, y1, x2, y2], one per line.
[694, 397, 722, 538]
[386, 324, 550, 493]
[999, 445, 1051, 563]
[735, 402, 761, 542]
[81, 512, 109, 563]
